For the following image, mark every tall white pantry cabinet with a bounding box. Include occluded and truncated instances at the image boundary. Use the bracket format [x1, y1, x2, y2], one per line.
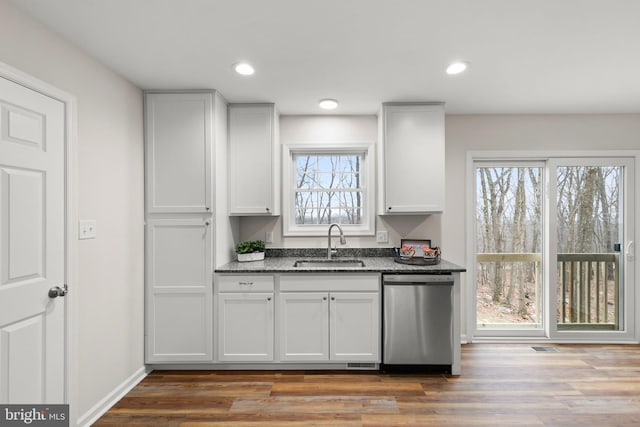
[144, 91, 226, 363]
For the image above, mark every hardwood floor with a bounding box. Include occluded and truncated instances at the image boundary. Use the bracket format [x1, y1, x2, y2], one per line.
[94, 344, 640, 426]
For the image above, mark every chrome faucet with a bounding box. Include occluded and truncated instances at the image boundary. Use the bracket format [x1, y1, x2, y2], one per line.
[327, 223, 346, 259]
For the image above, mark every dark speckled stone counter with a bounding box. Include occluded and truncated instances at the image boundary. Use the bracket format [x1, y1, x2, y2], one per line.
[215, 256, 465, 274]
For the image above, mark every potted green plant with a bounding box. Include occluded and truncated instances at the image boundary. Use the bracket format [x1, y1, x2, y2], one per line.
[235, 240, 266, 262]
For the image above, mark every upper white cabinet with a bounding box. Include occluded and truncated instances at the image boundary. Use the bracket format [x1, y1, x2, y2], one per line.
[228, 104, 280, 215]
[378, 103, 445, 214]
[145, 92, 212, 213]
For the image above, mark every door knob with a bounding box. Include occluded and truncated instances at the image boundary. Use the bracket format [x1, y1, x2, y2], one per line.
[48, 285, 67, 298]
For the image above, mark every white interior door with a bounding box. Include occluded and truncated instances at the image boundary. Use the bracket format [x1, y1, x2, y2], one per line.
[0, 76, 66, 403]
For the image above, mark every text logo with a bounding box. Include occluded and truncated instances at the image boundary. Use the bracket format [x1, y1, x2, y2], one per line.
[1, 405, 69, 426]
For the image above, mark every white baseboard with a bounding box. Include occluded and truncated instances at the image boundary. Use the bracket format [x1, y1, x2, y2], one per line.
[77, 366, 150, 427]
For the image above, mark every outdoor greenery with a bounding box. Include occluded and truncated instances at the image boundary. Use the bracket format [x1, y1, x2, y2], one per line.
[294, 153, 363, 225]
[475, 165, 621, 327]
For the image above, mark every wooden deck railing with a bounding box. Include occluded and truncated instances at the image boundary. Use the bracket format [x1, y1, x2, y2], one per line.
[476, 252, 620, 330]
[557, 253, 619, 330]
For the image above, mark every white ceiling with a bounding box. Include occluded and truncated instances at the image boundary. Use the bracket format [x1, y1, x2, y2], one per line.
[11, 0, 640, 115]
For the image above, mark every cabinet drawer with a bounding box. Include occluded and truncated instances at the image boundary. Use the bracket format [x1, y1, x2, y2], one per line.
[218, 275, 274, 292]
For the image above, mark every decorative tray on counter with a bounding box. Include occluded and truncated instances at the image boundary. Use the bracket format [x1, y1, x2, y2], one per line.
[394, 255, 440, 266]
[394, 239, 441, 265]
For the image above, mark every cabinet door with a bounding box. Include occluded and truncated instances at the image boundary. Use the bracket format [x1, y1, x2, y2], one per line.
[381, 104, 444, 213]
[279, 292, 329, 361]
[146, 219, 213, 362]
[145, 92, 212, 213]
[228, 104, 279, 215]
[330, 292, 380, 362]
[217, 293, 274, 361]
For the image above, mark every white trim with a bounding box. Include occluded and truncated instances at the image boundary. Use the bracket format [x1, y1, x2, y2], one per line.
[282, 142, 375, 236]
[466, 150, 640, 343]
[77, 366, 149, 427]
[470, 337, 640, 344]
[0, 61, 77, 424]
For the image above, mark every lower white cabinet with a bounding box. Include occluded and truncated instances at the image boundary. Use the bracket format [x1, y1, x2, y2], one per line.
[279, 290, 380, 363]
[146, 219, 213, 363]
[217, 293, 274, 361]
[279, 292, 329, 361]
[215, 273, 380, 365]
[216, 275, 275, 362]
[330, 292, 380, 361]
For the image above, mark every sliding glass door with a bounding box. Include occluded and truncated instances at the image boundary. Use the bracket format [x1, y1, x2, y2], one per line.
[548, 158, 634, 339]
[473, 156, 635, 341]
[474, 162, 545, 336]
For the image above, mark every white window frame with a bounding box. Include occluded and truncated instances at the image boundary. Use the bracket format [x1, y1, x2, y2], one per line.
[283, 142, 375, 236]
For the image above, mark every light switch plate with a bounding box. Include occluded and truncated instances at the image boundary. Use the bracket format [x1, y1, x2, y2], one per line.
[265, 231, 274, 243]
[79, 220, 97, 239]
[376, 230, 388, 243]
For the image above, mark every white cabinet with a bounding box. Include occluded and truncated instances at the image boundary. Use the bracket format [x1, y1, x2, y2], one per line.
[145, 92, 212, 214]
[228, 104, 280, 216]
[144, 91, 225, 364]
[279, 292, 329, 361]
[378, 103, 445, 214]
[279, 275, 380, 363]
[330, 292, 379, 361]
[217, 293, 274, 362]
[216, 275, 275, 362]
[145, 219, 213, 362]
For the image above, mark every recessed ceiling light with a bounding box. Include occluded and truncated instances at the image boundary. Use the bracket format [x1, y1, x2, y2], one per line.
[319, 99, 338, 110]
[234, 62, 255, 76]
[446, 61, 469, 75]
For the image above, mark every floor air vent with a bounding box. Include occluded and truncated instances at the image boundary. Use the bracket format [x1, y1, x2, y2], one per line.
[347, 362, 377, 370]
[531, 346, 559, 352]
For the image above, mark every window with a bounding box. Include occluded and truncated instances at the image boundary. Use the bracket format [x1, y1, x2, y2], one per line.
[283, 143, 374, 236]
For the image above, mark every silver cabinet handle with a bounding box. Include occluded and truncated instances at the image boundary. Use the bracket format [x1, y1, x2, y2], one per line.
[239, 282, 253, 286]
[48, 285, 67, 298]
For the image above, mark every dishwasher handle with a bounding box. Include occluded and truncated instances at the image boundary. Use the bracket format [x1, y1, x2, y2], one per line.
[383, 274, 453, 285]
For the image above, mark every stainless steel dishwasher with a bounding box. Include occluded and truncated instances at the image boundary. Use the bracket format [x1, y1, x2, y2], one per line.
[383, 274, 453, 368]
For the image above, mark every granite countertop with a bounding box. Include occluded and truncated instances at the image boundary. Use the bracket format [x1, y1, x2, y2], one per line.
[215, 252, 466, 274]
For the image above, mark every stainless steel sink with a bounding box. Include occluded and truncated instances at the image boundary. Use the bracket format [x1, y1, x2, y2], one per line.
[293, 259, 366, 268]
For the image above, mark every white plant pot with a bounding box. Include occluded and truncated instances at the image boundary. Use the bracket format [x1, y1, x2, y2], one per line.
[236, 252, 265, 262]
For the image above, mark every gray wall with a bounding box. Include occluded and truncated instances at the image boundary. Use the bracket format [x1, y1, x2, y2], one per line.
[0, 0, 145, 421]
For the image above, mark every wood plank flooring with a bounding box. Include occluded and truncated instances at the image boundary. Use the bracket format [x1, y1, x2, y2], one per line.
[94, 344, 640, 426]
